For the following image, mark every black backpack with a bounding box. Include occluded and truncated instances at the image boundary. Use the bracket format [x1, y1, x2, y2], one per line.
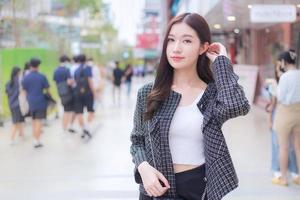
[57, 81, 73, 105]
[75, 65, 91, 96]
[56, 68, 73, 105]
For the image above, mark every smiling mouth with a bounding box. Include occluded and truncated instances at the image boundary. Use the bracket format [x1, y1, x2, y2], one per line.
[171, 56, 184, 62]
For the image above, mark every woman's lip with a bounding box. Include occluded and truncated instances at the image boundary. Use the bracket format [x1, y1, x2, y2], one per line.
[171, 56, 184, 61]
[171, 56, 184, 59]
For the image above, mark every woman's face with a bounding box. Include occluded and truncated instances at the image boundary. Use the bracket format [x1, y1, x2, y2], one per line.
[166, 22, 207, 70]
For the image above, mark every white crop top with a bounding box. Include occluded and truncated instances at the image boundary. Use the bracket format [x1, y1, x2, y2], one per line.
[169, 91, 205, 165]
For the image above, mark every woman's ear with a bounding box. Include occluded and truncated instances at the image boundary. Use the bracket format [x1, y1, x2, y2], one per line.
[199, 42, 209, 55]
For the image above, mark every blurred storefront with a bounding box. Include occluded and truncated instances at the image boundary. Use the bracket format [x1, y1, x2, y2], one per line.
[168, 0, 300, 106]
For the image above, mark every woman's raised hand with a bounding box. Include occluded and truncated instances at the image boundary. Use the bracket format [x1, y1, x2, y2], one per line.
[206, 42, 228, 62]
[138, 161, 170, 197]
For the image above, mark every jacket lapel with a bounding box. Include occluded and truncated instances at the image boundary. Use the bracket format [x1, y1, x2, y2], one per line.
[148, 91, 181, 137]
[197, 83, 216, 129]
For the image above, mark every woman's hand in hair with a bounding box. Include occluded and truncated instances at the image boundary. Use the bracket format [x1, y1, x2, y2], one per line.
[138, 161, 170, 197]
[206, 42, 228, 62]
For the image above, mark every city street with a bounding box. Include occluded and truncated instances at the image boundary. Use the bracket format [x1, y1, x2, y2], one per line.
[0, 77, 299, 200]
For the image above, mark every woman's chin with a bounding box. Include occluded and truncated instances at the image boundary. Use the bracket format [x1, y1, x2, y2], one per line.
[170, 62, 187, 70]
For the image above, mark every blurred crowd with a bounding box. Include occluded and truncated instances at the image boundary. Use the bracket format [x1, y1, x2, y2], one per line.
[4, 54, 146, 148]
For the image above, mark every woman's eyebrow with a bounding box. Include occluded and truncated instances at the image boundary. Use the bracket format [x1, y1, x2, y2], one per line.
[182, 34, 193, 38]
[168, 34, 193, 38]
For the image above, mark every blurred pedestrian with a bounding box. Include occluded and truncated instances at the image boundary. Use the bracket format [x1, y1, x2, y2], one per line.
[53, 55, 76, 135]
[273, 49, 300, 186]
[130, 13, 250, 199]
[22, 58, 50, 148]
[70, 55, 80, 79]
[5, 66, 25, 145]
[112, 61, 123, 105]
[123, 64, 133, 97]
[74, 54, 94, 139]
[23, 62, 31, 77]
[265, 57, 298, 184]
[87, 57, 102, 108]
[67, 55, 81, 132]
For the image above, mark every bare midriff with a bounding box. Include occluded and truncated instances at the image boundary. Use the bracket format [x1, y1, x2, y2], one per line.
[173, 164, 200, 173]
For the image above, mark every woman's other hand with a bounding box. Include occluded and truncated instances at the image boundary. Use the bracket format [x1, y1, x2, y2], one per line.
[206, 42, 228, 62]
[138, 161, 170, 197]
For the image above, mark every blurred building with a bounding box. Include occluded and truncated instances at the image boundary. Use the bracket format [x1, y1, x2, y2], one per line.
[172, 0, 300, 66]
[165, 0, 300, 105]
[134, 0, 164, 71]
[0, 0, 105, 51]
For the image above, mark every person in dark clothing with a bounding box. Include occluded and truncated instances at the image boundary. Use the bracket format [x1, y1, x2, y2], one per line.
[22, 58, 50, 148]
[124, 64, 134, 97]
[74, 54, 95, 139]
[5, 66, 25, 145]
[53, 55, 76, 135]
[112, 61, 123, 105]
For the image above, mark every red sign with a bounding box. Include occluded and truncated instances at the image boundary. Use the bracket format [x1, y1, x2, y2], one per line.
[136, 33, 159, 49]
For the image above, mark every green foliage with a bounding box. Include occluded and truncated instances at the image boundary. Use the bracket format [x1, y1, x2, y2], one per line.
[58, 0, 102, 16]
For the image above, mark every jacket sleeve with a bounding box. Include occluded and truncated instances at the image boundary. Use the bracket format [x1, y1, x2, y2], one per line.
[212, 56, 250, 124]
[130, 89, 147, 181]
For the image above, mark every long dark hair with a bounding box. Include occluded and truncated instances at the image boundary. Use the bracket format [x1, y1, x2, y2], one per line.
[10, 66, 21, 87]
[23, 62, 30, 75]
[144, 13, 214, 120]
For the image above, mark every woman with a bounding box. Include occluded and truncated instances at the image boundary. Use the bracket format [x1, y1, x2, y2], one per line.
[130, 13, 250, 200]
[5, 67, 25, 145]
[273, 50, 300, 186]
[23, 62, 31, 77]
[265, 55, 298, 185]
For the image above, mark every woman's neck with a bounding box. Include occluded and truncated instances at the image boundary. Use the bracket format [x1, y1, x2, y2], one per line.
[286, 64, 296, 71]
[172, 65, 203, 89]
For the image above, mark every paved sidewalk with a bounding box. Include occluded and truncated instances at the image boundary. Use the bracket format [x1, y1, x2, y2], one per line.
[0, 76, 299, 200]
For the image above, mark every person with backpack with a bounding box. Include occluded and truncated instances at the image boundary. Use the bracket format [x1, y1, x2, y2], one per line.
[5, 66, 25, 145]
[53, 55, 76, 135]
[74, 54, 95, 139]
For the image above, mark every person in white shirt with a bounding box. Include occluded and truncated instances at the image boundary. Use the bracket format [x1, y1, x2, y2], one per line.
[70, 55, 80, 80]
[273, 50, 300, 186]
[266, 59, 298, 186]
[87, 58, 102, 106]
[66, 55, 80, 133]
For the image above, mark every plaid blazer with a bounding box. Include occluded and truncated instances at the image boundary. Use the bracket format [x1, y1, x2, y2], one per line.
[130, 56, 250, 200]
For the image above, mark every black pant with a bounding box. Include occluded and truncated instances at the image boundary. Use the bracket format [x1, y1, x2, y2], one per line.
[74, 93, 94, 113]
[139, 164, 207, 200]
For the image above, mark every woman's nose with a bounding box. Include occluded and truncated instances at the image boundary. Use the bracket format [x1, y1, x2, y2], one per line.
[173, 41, 182, 53]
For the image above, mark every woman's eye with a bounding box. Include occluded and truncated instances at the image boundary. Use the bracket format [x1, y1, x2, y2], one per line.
[183, 40, 192, 44]
[167, 38, 175, 42]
